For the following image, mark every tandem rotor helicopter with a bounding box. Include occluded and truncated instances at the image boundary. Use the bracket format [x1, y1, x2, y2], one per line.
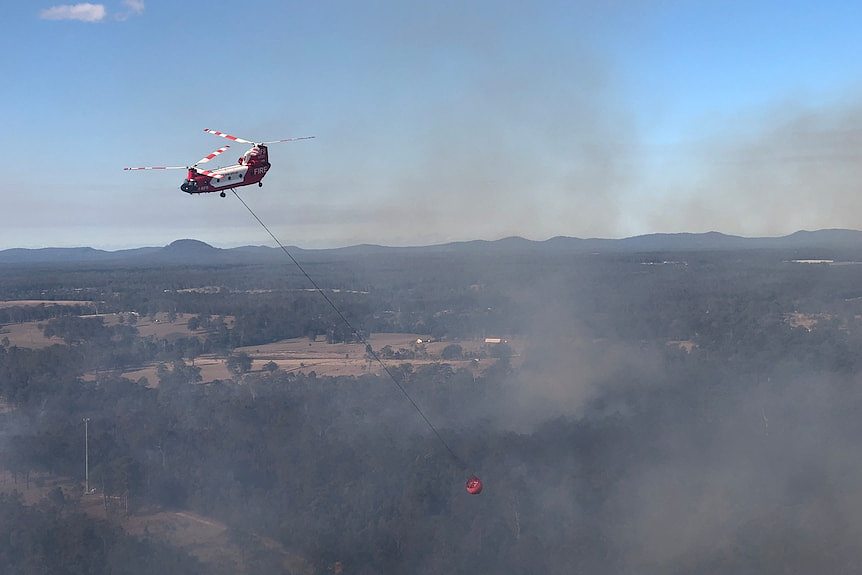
[124, 129, 314, 197]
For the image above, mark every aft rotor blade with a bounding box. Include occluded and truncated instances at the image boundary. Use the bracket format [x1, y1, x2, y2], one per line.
[260, 136, 316, 144]
[195, 145, 230, 165]
[123, 166, 186, 171]
[203, 129, 254, 144]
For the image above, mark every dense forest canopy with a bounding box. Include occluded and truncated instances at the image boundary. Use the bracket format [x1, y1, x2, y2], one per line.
[3, 245, 862, 573]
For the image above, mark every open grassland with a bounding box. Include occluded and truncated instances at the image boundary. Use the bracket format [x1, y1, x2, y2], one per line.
[84, 356, 234, 387]
[235, 333, 506, 378]
[3, 311, 515, 383]
[82, 334, 514, 385]
[0, 321, 65, 348]
[0, 312, 233, 349]
[122, 509, 312, 574]
[0, 317, 513, 384]
[103, 312, 235, 340]
[141, 314, 234, 338]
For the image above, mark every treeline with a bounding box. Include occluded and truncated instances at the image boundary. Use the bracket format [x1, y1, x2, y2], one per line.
[0, 303, 94, 325]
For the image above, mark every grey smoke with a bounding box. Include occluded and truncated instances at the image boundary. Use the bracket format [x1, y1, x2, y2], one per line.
[644, 99, 862, 236]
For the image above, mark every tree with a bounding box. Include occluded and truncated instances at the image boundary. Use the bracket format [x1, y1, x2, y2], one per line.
[184, 338, 202, 366]
[264, 361, 278, 374]
[157, 360, 202, 386]
[227, 352, 253, 375]
[489, 342, 513, 359]
[441, 344, 463, 360]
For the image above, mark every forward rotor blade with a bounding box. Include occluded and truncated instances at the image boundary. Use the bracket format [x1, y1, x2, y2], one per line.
[203, 129, 254, 144]
[123, 166, 186, 171]
[260, 136, 316, 144]
[195, 145, 230, 165]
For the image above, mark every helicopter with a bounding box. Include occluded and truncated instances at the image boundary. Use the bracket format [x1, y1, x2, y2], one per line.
[124, 129, 314, 197]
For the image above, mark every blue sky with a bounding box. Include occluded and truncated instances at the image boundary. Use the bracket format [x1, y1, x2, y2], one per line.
[4, 1, 862, 248]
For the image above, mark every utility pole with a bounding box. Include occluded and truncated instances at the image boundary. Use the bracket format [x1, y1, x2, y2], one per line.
[83, 417, 91, 494]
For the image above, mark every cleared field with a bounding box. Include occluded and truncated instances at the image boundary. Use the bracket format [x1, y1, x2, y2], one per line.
[91, 335, 497, 384]
[667, 339, 697, 353]
[123, 509, 312, 573]
[785, 312, 828, 331]
[101, 312, 234, 340]
[1, 312, 235, 349]
[86, 353, 495, 385]
[237, 333, 485, 358]
[123, 313, 215, 340]
[123, 312, 234, 339]
[12, 319, 513, 382]
[235, 333, 501, 378]
[0, 321, 65, 348]
[85, 356, 234, 387]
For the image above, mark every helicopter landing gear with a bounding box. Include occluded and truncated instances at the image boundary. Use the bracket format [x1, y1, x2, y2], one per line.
[258, 182, 263, 187]
[220, 191, 226, 198]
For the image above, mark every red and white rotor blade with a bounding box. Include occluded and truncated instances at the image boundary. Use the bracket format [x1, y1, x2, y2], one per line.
[123, 166, 186, 171]
[195, 145, 230, 165]
[260, 136, 316, 144]
[203, 129, 254, 144]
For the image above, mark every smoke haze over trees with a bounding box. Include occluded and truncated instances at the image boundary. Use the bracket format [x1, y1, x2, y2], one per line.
[3, 240, 862, 572]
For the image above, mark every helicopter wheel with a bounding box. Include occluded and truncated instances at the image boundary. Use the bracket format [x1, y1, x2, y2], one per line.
[220, 191, 226, 198]
[258, 182, 263, 187]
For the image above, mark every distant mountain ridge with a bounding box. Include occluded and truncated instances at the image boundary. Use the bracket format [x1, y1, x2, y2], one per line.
[2, 229, 862, 264]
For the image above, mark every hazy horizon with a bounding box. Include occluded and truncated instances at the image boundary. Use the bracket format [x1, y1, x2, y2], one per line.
[3, 226, 862, 252]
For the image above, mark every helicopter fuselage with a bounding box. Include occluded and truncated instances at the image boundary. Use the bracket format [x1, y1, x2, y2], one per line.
[181, 145, 270, 194]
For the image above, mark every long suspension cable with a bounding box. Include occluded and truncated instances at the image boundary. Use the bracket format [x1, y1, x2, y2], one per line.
[232, 189, 467, 470]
